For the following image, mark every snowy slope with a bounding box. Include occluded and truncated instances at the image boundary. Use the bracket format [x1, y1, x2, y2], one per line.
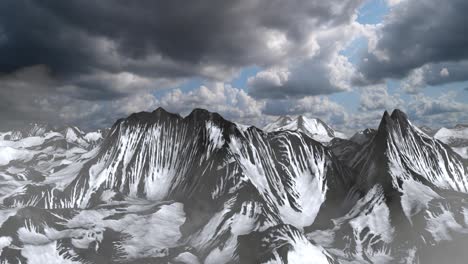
[309, 110, 468, 263]
[434, 125, 468, 159]
[0, 108, 468, 263]
[264, 115, 345, 143]
[0, 108, 353, 263]
[435, 125, 468, 147]
[0, 124, 107, 209]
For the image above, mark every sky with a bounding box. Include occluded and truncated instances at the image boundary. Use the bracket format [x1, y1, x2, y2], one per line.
[0, 0, 467, 134]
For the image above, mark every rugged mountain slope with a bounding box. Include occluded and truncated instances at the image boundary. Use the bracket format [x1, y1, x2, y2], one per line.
[264, 115, 346, 143]
[310, 110, 468, 263]
[353, 110, 467, 193]
[329, 128, 376, 165]
[0, 124, 106, 207]
[349, 128, 377, 145]
[419, 125, 436, 137]
[0, 123, 54, 141]
[1, 108, 468, 263]
[0, 108, 354, 263]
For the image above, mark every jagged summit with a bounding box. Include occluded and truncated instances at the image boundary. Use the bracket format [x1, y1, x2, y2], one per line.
[390, 108, 408, 119]
[123, 107, 182, 124]
[353, 109, 468, 193]
[377, 109, 410, 133]
[118, 107, 235, 127]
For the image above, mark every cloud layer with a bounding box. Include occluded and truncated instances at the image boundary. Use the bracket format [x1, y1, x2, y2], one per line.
[0, 0, 467, 132]
[358, 0, 468, 86]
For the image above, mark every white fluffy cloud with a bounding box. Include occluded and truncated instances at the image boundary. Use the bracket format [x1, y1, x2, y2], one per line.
[357, 0, 468, 90]
[248, 19, 366, 99]
[406, 91, 468, 127]
[359, 84, 403, 111]
[157, 82, 264, 125]
[400, 67, 426, 94]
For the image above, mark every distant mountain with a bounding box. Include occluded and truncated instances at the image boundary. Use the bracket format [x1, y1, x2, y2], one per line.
[264, 115, 346, 143]
[0, 108, 467, 263]
[434, 125, 468, 159]
[0, 123, 108, 149]
[0, 124, 107, 204]
[349, 128, 377, 145]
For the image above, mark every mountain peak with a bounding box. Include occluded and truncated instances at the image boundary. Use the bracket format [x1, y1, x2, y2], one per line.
[187, 108, 213, 118]
[185, 108, 230, 126]
[390, 109, 410, 125]
[122, 108, 182, 126]
[355, 108, 468, 193]
[264, 114, 343, 143]
[152, 106, 170, 114]
[377, 110, 392, 133]
[377, 109, 412, 135]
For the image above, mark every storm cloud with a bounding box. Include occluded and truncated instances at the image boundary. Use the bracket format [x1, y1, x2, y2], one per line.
[358, 0, 468, 85]
[0, 0, 365, 127]
[0, 0, 363, 79]
[0, 0, 467, 131]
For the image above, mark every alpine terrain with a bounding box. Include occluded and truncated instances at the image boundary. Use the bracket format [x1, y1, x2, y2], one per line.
[0, 108, 467, 264]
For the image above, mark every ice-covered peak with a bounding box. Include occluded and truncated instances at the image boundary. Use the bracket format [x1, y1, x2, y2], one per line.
[263, 115, 344, 143]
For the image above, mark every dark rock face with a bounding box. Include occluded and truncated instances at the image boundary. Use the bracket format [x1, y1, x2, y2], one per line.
[0, 108, 468, 263]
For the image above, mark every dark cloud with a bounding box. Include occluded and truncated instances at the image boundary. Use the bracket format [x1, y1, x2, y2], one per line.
[0, 65, 62, 129]
[247, 20, 360, 99]
[405, 92, 468, 128]
[422, 61, 468, 86]
[0, 0, 361, 79]
[358, 0, 468, 84]
[0, 65, 158, 130]
[0, 0, 364, 127]
[248, 52, 355, 99]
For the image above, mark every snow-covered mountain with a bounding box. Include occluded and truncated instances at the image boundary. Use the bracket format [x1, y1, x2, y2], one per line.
[434, 125, 468, 159]
[0, 108, 467, 263]
[264, 115, 346, 143]
[0, 124, 107, 209]
[318, 110, 468, 263]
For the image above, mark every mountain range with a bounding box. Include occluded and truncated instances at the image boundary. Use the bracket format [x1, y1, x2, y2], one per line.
[0, 108, 467, 263]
